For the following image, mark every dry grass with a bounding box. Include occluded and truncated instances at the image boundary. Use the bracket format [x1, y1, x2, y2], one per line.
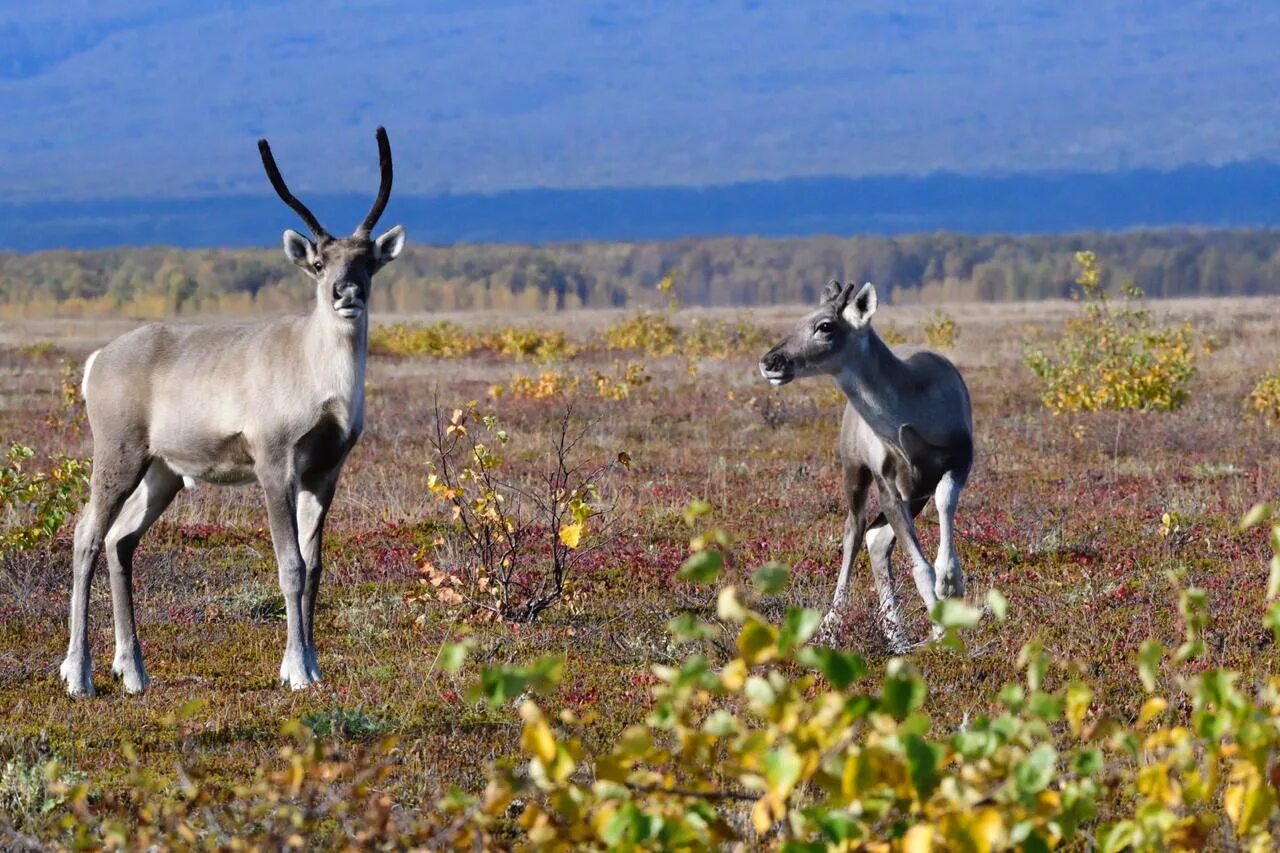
[2, 296, 1279, 836]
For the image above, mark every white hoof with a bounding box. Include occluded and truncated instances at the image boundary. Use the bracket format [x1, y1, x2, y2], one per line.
[60, 655, 96, 698]
[280, 655, 320, 691]
[934, 564, 966, 599]
[112, 649, 151, 695]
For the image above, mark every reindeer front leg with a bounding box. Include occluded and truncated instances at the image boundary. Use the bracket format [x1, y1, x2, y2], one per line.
[296, 470, 340, 684]
[933, 470, 966, 599]
[875, 477, 941, 636]
[261, 470, 317, 690]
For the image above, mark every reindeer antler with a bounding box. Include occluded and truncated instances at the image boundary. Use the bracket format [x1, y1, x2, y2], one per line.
[258, 138, 332, 240]
[355, 127, 393, 237]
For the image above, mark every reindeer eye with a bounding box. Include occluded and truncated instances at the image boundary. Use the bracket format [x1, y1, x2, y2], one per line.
[312, 260, 324, 273]
[816, 320, 835, 335]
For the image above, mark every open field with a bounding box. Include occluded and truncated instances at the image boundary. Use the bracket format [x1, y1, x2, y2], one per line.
[2, 296, 1280, 844]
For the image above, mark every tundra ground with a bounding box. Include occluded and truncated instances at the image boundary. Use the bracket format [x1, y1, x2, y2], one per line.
[1, 297, 1278, 838]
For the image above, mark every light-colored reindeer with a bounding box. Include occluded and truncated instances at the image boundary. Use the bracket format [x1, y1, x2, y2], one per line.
[60, 128, 405, 696]
[759, 280, 973, 651]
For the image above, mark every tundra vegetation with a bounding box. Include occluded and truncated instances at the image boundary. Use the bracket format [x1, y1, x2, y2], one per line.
[2, 272, 1280, 848]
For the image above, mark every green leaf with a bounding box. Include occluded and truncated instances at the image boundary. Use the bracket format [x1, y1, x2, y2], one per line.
[1266, 601, 1280, 644]
[701, 709, 738, 737]
[1072, 747, 1103, 776]
[682, 499, 713, 527]
[667, 612, 716, 642]
[796, 646, 867, 691]
[439, 639, 473, 675]
[1027, 691, 1064, 721]
[679, 550, 723, 583]
[881, 659, 926, 720]
[752, 562, 790, 594]
[762, 743, 803, 797]
[806, 808, 860, 844]
[472, 655, 563, 705]
[1240, 502, 1272, 530]
[1097, 820, 1136, 853]
[1137, 639, 1163, 693]
[778, 607, 823, 655]
[932, 598, 982, 629]
[904, 734, 942, 799]
[985, 588, 1009, 621]
[1013, 744, 1057, 797]
[738, 618, 779, 664]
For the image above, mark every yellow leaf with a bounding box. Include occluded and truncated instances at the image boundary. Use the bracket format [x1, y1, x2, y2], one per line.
[903, 823, 935, 853]
[1137, 696, 1168, 729]
[750, 795, 782, 835]
[558, 521, 584, 549]
[721, 659, 748, 692]
[519, 702, 557, 764]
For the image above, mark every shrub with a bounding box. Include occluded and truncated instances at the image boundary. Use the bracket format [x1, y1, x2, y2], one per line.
[417, 405, 627, 623]
[682, 317, 772, 359]
[879, 322, 907, 346]
[482, 326, 576, 361]
[370, 320, 479, 358]
[601, 312, 680, 357]
[431, 501, 1280, 851]
[922, 310, 957, 348]
[0, 443, 89, 555]
[1026, 251, 1203, 413]
[1247, 368, 1280, 425]
[372, 321, 577, 362]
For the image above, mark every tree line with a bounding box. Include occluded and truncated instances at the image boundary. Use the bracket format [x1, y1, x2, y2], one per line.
[1, 229, 1278, 318]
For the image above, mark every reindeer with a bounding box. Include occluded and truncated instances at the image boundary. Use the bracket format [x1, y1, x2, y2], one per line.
[59, 128, 405, 696]
[758, 281, 973, 651]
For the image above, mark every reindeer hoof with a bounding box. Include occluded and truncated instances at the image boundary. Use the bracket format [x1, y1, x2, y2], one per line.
[280, 655, 321, 691]
[60, 656, 96, 698]
[935, 568, 966, 600]
[112, 650, 151, 695]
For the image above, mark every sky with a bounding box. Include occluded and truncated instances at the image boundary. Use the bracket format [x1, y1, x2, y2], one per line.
[1, 0, 1278, 206]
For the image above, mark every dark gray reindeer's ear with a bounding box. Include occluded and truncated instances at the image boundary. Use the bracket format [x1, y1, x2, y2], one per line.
[821, 279, 844, 304]
[840, 282, 878, 329]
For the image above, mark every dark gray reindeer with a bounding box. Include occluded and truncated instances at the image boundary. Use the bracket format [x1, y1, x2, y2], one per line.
[60, 128, 405, 696]
[759, 281, 973, 651]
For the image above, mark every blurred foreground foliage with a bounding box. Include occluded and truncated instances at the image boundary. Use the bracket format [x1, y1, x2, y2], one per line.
[12, 503, 1280, 851]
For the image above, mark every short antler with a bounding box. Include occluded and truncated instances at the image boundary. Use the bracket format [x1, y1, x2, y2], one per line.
[355, 127, 393, 237]
[258, 138, 332, 240]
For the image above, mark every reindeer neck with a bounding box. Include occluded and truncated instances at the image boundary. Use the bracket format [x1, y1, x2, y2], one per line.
[832, 328, 912, 435]
[301, 300, 368, 389]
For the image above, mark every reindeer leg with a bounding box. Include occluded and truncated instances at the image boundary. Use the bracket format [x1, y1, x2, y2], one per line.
[62, 445, 151, 697]
[933, 469, 967, 600]
[297, 469, 339, 684]
[820, 464, 871, 640]
[876, 478, 942, 638]
[864, 518, 908, 653]
[260, 470, 315, 690]
[105, 460, 183, 695]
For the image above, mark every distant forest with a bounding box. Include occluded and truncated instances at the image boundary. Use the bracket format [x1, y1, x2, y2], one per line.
[2, 229, 1279, 318]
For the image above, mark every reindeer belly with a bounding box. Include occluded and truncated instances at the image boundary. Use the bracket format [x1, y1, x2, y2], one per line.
[157, 432, 257, 487]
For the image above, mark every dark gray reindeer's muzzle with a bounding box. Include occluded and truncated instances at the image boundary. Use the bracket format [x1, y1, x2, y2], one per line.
[332, 281, 366, 319]
[759, 345, 795, 386]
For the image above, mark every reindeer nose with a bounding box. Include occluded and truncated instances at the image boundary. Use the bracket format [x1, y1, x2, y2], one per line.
[761, 350, 787, 372]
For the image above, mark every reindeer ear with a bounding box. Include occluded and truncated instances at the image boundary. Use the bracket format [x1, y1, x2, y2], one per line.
[821, 279, 843, 304]
[841, 282, 878, 328]
[374, 225, 405, 265]
[282, 229, 315, 267]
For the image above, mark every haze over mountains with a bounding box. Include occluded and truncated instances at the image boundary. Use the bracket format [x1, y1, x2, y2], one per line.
[2, 1, 1279, 250]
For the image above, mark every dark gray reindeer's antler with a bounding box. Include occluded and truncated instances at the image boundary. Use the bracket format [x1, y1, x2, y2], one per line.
[258, 136, 332, 240]
[355, 126, 393, 237]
